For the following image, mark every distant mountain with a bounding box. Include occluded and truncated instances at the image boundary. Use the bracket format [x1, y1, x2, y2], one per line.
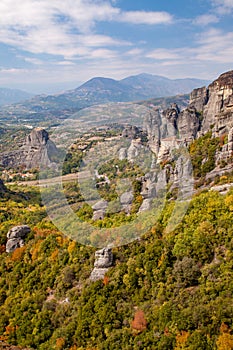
[0, 74, 209, 126]
[67, 77, 140, 102]
[120, 73, 209, 99]
[68, 74, 209, 102]
[0, 88, 33, 106]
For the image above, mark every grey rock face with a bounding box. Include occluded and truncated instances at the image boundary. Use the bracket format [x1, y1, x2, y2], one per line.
[0, 179, 7, 193]
[92, 200, 108, 220]
[122, 125, 140, 139]
[92, 200, 108, 211]
[0, 128, 59, 170]
[143, 71, 233, 170]
[25, 128, 49, 146]
[119, 147, 127, 160]
[139, 198, 153, 212]
[216, 127, 233, 163]
[90, 247, 113, 281]
[92, 209, 105, 221]
[202, 71, 233, 134]
[119, 191, 134, 213]
[6, 225, 31, 253]
[177, 107, 200, 140]
[120, 191, 134, 205]
[190, 86, 208, 112]
[160, 104, 179, 138]
[143, 110, 161, 155]
[94, 247, 113, 268]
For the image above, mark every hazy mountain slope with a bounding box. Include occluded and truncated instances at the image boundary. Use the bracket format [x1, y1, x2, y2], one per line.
[0, 88, 33, 106]
[0, 74, 208, 126]
[121, 73, 209, 98]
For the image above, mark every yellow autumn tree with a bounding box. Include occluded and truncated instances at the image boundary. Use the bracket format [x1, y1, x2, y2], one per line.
[175, 331, 190, 350]
[216, 323, 233, 350]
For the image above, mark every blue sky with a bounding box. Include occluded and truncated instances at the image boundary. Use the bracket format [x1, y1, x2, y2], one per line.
[0, 0, 233, 93]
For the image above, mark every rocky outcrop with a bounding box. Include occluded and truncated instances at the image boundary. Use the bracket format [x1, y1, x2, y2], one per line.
[142, 71, 233, 167]
[90, 247, 113, 281]
[216, 127, 233, 164]
[122, 125, 140, 139]
[6, 225, 31, 253]
[190, 86, 208, 112]
[0, 179, 7, 193]
[143, 102, 199, 163]
[177, 107, 200, 140]
[120, 191, 134, 213]
[202, 72, 233, 134]
[92, 200, 108, 220]
[0, 128, 59, 170]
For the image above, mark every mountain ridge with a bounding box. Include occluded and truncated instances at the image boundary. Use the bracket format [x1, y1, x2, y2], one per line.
[0, 74, 209, 126]
[0, 87, 33, 106]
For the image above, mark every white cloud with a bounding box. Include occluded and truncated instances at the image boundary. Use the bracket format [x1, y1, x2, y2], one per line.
[193, 14, 219, 26]
[125, 48, 144, 56]
[90, 49, 117, 59]
[145, 28, 233, 69]
[194, 28, 233, 63]
[0, 0, 173, 59]
[146, 49, 180, 60]
[56, 61, 75, 66]
[212, 0, 233, 14]
[118, 11, 173, 25]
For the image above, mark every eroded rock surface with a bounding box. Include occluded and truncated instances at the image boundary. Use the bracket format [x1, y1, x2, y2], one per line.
[6, 225, 31, 253]
[90, 247, 113, 281]
[0, 127, 59, 170]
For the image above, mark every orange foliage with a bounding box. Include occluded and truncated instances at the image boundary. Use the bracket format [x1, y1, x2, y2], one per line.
[216, 333, 233, 350]
[5, 325, 15, 335]
[56, 337, 65, 349]
[33, 227, 56, 238]
[131, 309, 147, 333]
[164, 327, 170, 336]
[220, 323, 229, 333]
[49, 248, 59, 262]
[0, 335, 8, 341]
[103, 275, 109, 286]
[57, 235, 69, 246]
[11, 246, 26, 262]
[175, 331, 190, 349]
[0, 244, 5, 253]
[67, 241, 76, 255]
[219, 134, 227, 147]
[30, 239, 43, 262]
[216, 323, 233, 350]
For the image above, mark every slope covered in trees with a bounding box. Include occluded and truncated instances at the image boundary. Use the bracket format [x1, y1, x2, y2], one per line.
[0, 183, 233, 349]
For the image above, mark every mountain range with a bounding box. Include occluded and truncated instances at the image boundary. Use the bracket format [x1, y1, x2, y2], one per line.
[68, 73, 209, 102]
[0, 88, 33, 106]
[0, 74, 209, 126]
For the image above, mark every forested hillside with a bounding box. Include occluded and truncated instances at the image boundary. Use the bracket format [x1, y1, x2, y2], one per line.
[0, 180, 233, 349]
[1, 71, 233, 349]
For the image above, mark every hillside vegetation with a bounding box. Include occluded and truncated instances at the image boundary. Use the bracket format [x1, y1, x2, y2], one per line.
[0, 182, 233, 349]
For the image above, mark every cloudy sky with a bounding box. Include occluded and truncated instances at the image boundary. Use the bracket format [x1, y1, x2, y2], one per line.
[0, 0, 233, 93]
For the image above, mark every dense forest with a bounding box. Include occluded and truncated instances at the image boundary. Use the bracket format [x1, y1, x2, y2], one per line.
[0, 175, 233, 349]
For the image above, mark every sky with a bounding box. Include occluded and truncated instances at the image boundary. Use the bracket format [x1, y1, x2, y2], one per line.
[0, 0, 233, 93]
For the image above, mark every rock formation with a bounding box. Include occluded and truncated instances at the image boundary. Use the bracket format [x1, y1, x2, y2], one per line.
[0, 179, 7, 194]
[92, 200, 108, 221]
[0, 127, 59, 170]
[90, 247, 113, 281]
[142, 70, 233, 167]
[6, 225, 31, 253]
